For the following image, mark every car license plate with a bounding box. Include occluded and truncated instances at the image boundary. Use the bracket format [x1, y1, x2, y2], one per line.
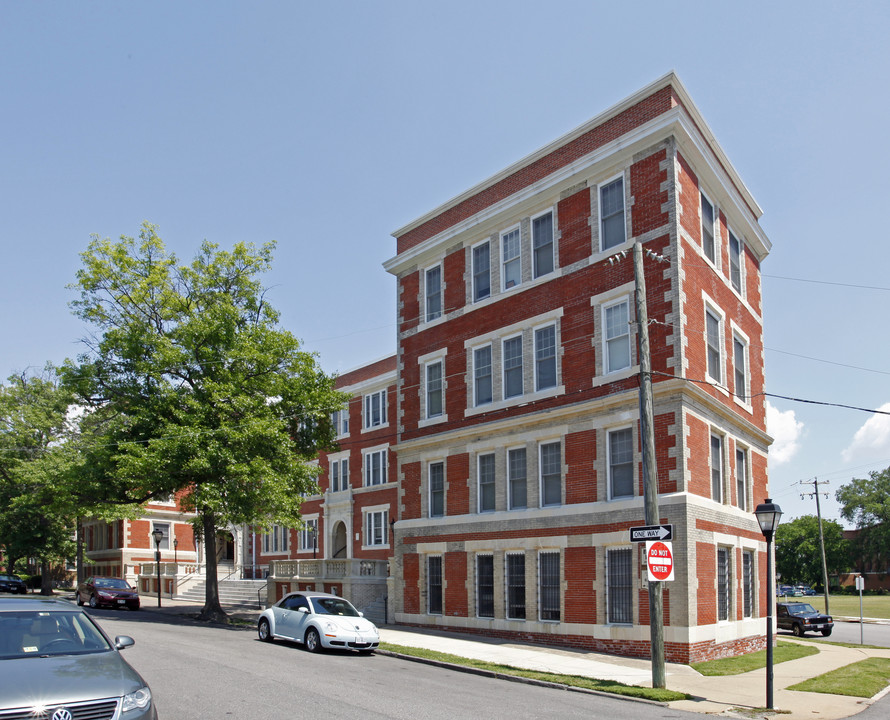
[117, 599, 126, 604]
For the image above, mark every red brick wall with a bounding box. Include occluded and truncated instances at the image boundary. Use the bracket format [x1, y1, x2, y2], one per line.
[564, 546, 596, 623]
[697, 542, 716, 624]
[557, 186, 592, 266]
[565, 429, 597, 504]
[443, 248, 465, 317]
[403, 554, 420, 615]
[444, 551, 468, 617]
[630, 149, 669, 236]
[447, 453, 469, 516]
[402, 461, 422, 520]
[399, 272, 420, 334]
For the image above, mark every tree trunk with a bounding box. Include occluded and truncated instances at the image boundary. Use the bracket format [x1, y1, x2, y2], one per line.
[76, 518, 85, 586]
[40, 561, 53, 595]
[198, 511, 227, 623]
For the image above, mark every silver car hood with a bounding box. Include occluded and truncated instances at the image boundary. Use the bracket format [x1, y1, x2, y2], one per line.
[0, 652, 145, 710]
[327, 615, 378, 633]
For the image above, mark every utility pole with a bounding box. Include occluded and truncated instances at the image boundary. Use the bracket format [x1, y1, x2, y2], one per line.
[801, 478, 831, 616]
[633, 241, 665, 689]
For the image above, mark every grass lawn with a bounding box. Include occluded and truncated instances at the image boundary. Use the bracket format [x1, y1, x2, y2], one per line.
[691, 641, 818, 676]
[379, 642, 689, 703]
[788, 658, 890, 697]
[778, 594, 890, 619]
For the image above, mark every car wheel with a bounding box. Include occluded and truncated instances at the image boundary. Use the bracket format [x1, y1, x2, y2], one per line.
[792, 623, 803, 637]
[305, 627, 322, 653]
[76, 592, 84, 606]
[88, 595, 99, 609]
[822, 628, 832, 637]
[258, 618, 274, 642]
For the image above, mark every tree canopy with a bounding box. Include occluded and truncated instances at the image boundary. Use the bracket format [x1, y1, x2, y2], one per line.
[774, 514, 849, 589]
[836, 467, 890, 573]
[63, 223, 347, 621]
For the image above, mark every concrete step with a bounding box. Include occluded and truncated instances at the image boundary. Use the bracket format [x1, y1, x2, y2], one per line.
[177, 579, 268, 610]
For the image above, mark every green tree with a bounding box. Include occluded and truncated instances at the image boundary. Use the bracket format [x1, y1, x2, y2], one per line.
[836, 468, 890, 573]
[0, 369, 77, 592]
[775, 515, 849, 589]
[63, 223, 347, 622]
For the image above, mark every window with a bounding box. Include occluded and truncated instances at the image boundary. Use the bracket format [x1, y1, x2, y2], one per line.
[298, 520, 316, 552]
[729, 230, 743, 293]
[329, 457, 349, 492]
[428, 556, 443, 615]
[711, 434, 723, 502]
[539, 441, 561, 507]
[717, 547, 731, 621]
[426, 360, 443, 418]
[472, 242, 491, 302]
[600, 177, 626, 250]
[476, 555, 494, 618]
[478, 453, 495, 513]
[503, 336, 523, 399]
[736, 448, 748, 511]
[263, 524, 289, 553]
[733, 335, 748, 402]
[743, 550, 754, 618]
[701, 191, 716, 263]
[508, 447, 527, 510]
[604, 299, 631, 373]
[152, 522, 170, 550]
[364, 389, 387, 429]
[331, 408, 349, 436]
[425, 265, 442, 322]
[607, 547, 633, 624]
[474, 345, 493, 406]
[501, 227, 521, 290]
[539, 551, 560, 621]
[532, 211, 554, 278]
[608, 428, 634, 499]
[505, 553, 526, 619]
[706, 309, 722, 383]
[364, 448, 388, 486]
[365, 509, 388, 547]
[534, 325, 557, 391]
[429, 461, 445, 518]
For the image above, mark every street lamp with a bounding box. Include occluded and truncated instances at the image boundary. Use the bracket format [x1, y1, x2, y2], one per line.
[755, 498, 783, 710]
[173, 537, 178, 564]
[151, 528, 164, 609]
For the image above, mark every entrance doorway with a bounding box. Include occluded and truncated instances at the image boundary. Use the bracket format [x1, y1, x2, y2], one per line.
[332, 521, 348, 558]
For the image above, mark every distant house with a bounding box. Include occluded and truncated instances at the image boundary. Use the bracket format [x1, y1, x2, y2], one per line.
[838, 527, 889, 591]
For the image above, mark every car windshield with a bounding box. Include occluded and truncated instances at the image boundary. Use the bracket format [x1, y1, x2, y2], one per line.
[310, 597, 360, 617]
[94, 578, 131, 589]
[789, 604, 818, 615]
[0, 610, 113, 659]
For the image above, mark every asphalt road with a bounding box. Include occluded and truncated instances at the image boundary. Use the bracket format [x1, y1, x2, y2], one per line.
[778, 620, 890, 647]
[86, 608, 703, 720]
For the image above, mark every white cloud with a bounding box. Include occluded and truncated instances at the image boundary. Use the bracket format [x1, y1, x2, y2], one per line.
[766, 401, 804, 465]
[841, 402, 890, 463]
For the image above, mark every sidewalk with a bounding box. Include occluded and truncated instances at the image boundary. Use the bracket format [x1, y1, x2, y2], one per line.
[142, 599, 890, 720]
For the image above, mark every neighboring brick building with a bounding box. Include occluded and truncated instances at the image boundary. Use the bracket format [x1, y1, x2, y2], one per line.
[382, 72, 772, 663]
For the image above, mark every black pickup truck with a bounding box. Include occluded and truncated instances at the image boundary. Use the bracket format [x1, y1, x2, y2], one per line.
[777, 602, 833, 636]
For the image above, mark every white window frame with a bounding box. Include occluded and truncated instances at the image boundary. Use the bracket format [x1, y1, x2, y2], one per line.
[502, 333, 524, 399]
[364, 447, 389, 487]
[298, 519, 316, 553]
[500, 225, 522, 291]
[424, 263, 443, 322]
[151, 521, 170, 550]
[473, 344, 493, 407]
[742, 550, 754, 618]
[472, 239, 491, 302]
[599, 174, 626, 252]
[329, 454, 349, 493]
[477, 452, 496, 514]
[531, 208, 555, 279]
[363, 388, 388, 430]
[732, 327, 750, 407]
[507, 446, 527, 510]
[331, 407, 349, 438]
[736, 446, 749, 512]
[700, 190, 717, 265]
[425, 359, 444, 419]
[607, 426, 634, 500]
[429, 460, 445, 518]
[264, 524, 291, 554]
[717, 546, 731, 622]
[538, 440, 562, 508]
[704, 304, 725, 385]
[710, 433, 724, 503]
[363, 506, 389, 549]
[728, 228, 744, 295]
[603, 297, 631, 374]
[534, 323, 557, 392]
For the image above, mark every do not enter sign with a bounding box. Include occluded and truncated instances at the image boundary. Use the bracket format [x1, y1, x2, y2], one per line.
[646, 540, 674, 582]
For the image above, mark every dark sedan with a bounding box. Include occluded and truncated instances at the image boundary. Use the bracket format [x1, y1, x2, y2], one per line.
[0, 574, 27, 594]
[77, 576, 141, 610]
[777, 601, 833, 636]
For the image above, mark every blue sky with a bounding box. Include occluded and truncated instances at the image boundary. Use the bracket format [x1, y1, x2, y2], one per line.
[2, 1, 889, 526]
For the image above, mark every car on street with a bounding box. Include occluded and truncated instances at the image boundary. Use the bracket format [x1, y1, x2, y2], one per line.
[77, 576, 141, 610]
[0, 596, 156, 718]
[0, 574, 27, 594]
[258, 591, 379, 653]
[777, 601, 833, 636]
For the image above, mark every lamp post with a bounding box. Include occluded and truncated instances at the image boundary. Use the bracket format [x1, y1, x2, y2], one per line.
[755, 498, 783, 710]
[151, 528, 164, 608]
[173, 537, 178, 564]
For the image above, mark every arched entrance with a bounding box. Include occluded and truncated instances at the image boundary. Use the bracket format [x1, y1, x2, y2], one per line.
[331, 521, 348, 558]
[216, 530, 235, 564]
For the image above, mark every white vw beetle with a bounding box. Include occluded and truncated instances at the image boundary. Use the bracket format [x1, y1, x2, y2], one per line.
[258, 591, 379, 653]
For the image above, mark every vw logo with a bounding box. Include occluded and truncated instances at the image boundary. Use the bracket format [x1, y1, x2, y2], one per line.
[51, 709, 73, 720]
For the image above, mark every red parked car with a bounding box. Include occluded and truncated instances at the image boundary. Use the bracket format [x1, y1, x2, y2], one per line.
[77, 576, 141, 610]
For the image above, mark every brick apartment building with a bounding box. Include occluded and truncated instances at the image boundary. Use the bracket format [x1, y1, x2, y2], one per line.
[382, 71, 772, 663]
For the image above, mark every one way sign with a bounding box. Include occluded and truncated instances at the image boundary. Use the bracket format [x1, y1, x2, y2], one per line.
[629, 524, 673, 542]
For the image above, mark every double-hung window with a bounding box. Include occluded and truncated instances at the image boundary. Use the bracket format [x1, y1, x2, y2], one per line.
[705, 309, 723, 383]
[478, 453, 496, 513]
[608, 427, 634, 499]
[733, 335, 748, 402]
[729, 230, 743, 293]
[532, 211, 554, 278]
[330, 457, 349, 492]
[298, 520, 316, 552]
[742, 550, 754, 618]
[701, 191, 716, 263]
[736, 448, 748, 511]
[364, 389, 387, 429]
[507, 447, 527, 510]
[474, 346, 493, 406]
[539, 551, 560, 621]
[425, 265, 442, 322]
[428, 556, 443, 615]
[505, 553, 526, 619]
[365, 509, 388, 547]
[472, 242, 491, 302]
[503, 336, 523, 398]
[331, 408, 349, 436]
[263, 524, 289, 553]
[534, 325, 557, 391]
[426, 360, 443, 418]
[365, 448, 388, 486]
[476, 555, 494, 618]
[717, 547, 731, 621]
[604, 299, 631, 373]
[600, 177, 626, 250]
[539, 441, 561, 507]
[501, 227, 521, 290]
[710, 434, 723, 502]
[607, 547, 633, 624]
[429, 461, 445, 518]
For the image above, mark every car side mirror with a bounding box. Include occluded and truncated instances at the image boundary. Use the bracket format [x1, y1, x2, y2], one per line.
[358, 611, 364, 617]
[115, 636, 135, 650]
[297, 607, 309, 614]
